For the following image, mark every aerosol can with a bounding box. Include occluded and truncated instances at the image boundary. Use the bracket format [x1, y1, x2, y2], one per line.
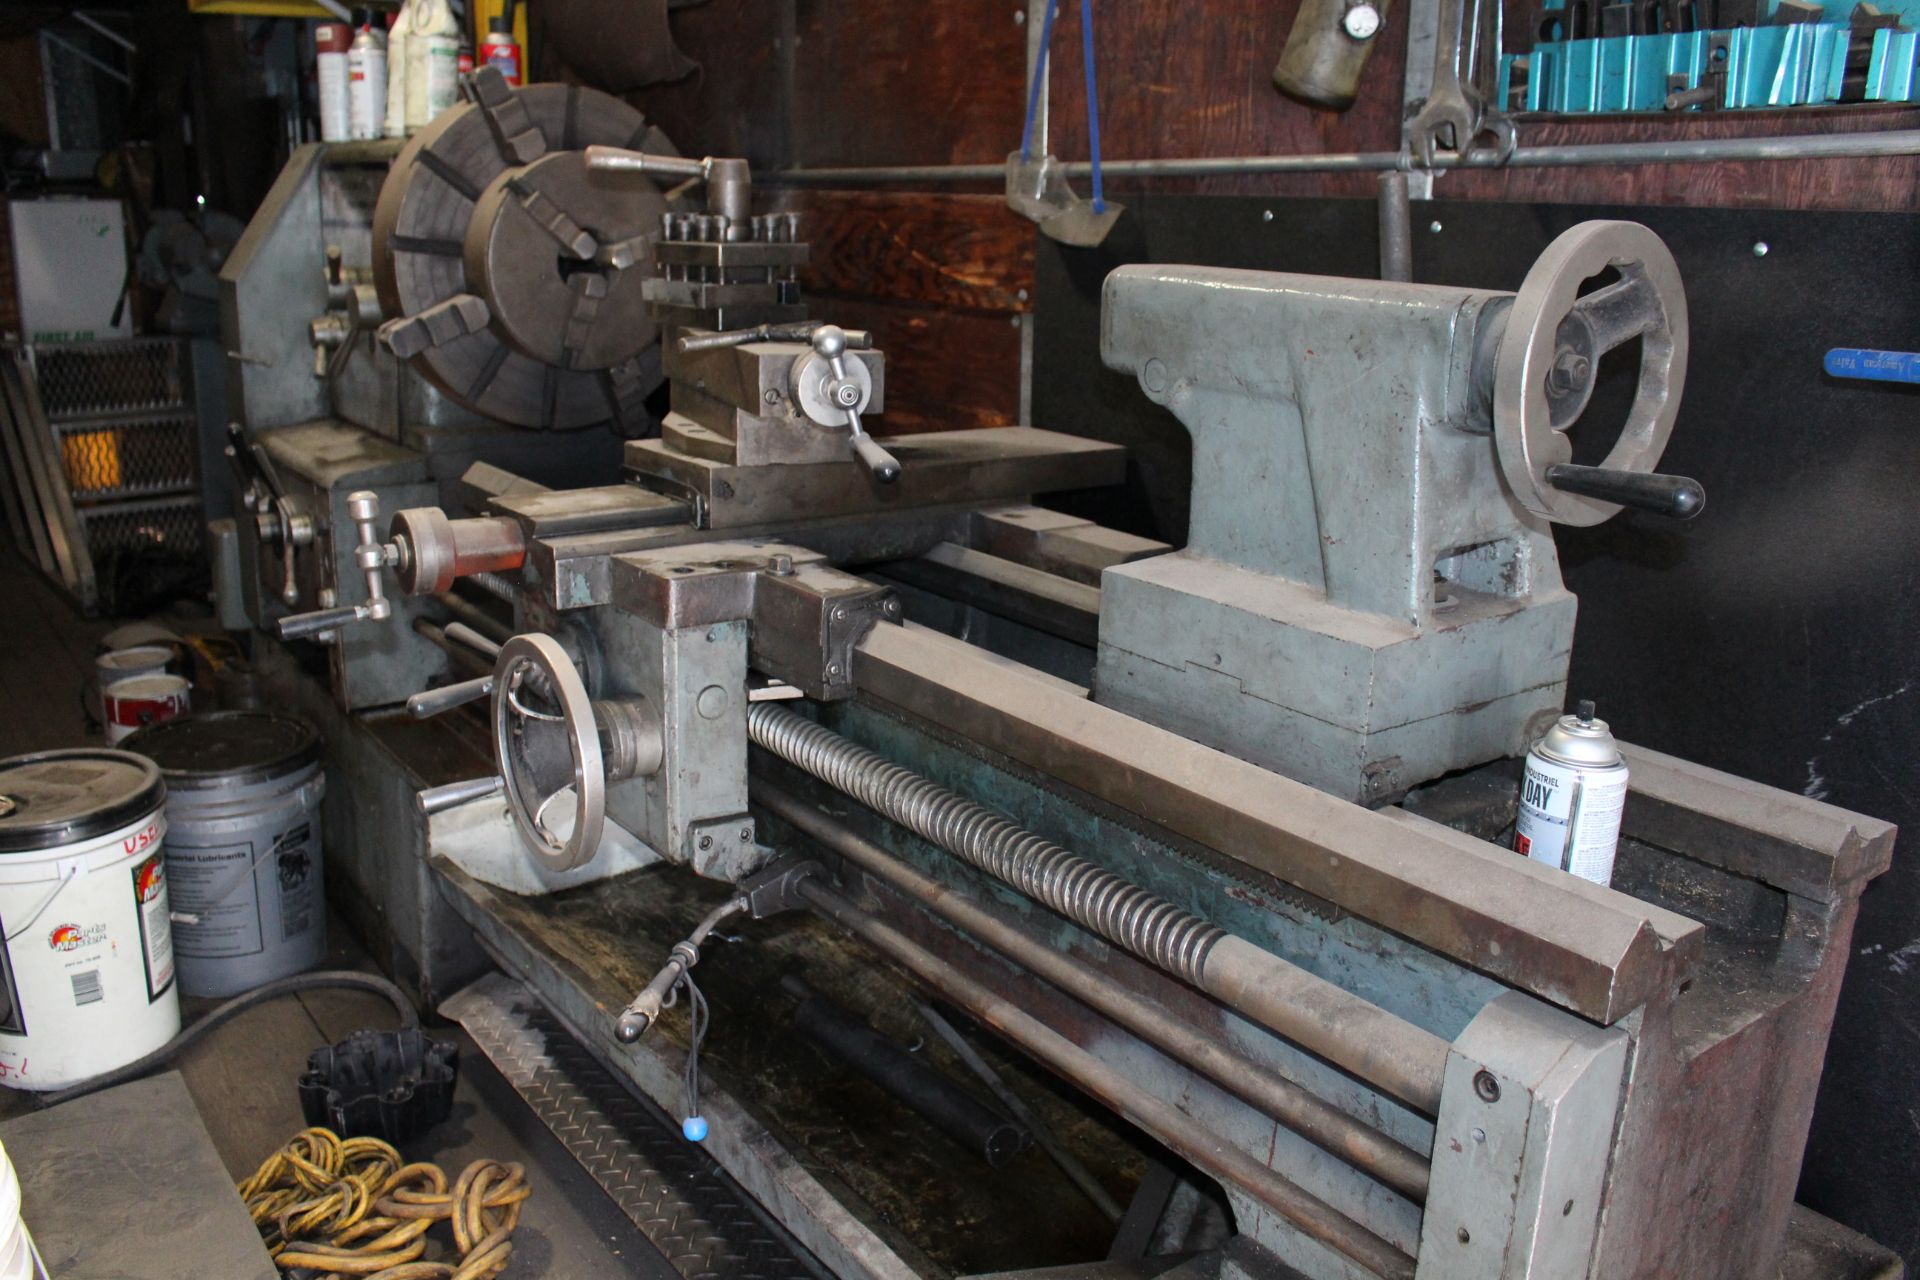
[479, 0, 522, 86]
[314, 21, 352, 142]
[347, 18, 387, 141]
[1513, 701, 1630, 886]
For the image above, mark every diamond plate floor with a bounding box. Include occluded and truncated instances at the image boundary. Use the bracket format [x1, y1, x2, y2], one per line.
[443, 971, 824, 1280]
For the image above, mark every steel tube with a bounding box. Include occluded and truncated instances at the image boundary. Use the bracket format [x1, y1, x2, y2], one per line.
[1378, 172, 1413, 283]
[761, 128, 1920, 185]
[410, 620, 493, 679]
[755, 782, 1432, 1202]
[433, 592, 514, 644]
[748, 703, 1450, 1114]
[797, 879, 1418, 1280]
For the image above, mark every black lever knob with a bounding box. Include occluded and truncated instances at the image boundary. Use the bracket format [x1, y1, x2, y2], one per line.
[1544, 464, 1704, 520]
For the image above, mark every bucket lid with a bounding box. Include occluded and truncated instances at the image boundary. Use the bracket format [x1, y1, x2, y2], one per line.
[106, 673, 188, 697]
[121, 711, 321, 789]
[0, 750, 165, 853]
[97, 646, 173, 673]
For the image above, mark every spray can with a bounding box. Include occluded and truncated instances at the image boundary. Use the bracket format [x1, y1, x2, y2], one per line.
[479, 0, 522, 86]
[383, 0, 413, 139]
[1514, 701, 1631, 886]
[314, 21, 353, 142]
[347, 19, 388, 141]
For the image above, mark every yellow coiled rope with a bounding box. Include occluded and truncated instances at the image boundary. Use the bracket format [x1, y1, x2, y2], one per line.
[238, 1127, 532, 1280]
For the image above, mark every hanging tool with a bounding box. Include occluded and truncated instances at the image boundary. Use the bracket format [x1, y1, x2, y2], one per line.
[1407, 0, 1518, 166]
[1005, 0, 1124, 247]
[1274, 0, 1394, 110]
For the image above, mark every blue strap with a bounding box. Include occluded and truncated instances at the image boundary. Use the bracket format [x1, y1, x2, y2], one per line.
[1080, 0, 1106, 213]
[1019, 0, 1058, 163]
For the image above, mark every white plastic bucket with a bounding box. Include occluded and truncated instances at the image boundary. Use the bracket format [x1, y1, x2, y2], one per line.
[95, 645, 174, 688]
[0, 750, 180, 1091]
[102, 675, 190, 745]
[0, 1137, 30, 1280]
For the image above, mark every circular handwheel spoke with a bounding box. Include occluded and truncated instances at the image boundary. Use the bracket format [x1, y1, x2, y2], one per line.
[492, 634, 604, 872]
[1493, 221, 1689, 528]
[1569, 268, 1661, 358]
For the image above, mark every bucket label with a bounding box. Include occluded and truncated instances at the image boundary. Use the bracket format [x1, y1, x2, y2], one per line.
[276, 824, 316, 944]
[165, 840, 266, 958]
[131, 851, 174, 1001]
[166, 822, 317, 960]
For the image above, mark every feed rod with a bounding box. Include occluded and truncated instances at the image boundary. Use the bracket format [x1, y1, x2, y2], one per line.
[755, 781, 1432, 1203]
[747, 703, 1449, 1114]
[798, 879, 1418, 1280]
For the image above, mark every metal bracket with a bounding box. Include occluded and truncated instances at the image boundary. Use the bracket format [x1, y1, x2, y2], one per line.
[1418, 992, 1629, 1277]
[609, 541, 900, 701]
[740, 856, 824, 918]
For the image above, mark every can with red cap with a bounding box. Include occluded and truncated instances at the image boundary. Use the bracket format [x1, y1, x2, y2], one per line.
[479, 0, 522, 86]
[315, 21, 353, 142]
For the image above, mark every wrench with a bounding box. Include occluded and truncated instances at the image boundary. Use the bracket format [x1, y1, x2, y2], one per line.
[1470, 0, 1520, 155]
[1408, 0, 1483, 167]
[1407, 0, 1517, 166]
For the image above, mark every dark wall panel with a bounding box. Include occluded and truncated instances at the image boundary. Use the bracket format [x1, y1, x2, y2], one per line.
[1032, 193, 1920, 1266]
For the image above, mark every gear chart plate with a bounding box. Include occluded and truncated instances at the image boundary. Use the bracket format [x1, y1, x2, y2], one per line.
[371, 82, 678, 431]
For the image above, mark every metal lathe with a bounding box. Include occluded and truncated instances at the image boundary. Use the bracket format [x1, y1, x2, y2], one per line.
[215, 69, 1896, 1280]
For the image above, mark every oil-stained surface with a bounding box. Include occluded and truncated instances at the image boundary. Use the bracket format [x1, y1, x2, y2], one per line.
[470, 861, 1145, 1276]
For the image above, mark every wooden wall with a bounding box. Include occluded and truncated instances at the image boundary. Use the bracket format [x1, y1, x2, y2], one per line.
[559, 0, 1917, 432]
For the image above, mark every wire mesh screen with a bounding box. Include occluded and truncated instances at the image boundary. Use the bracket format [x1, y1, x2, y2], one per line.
[55, 415, 199, 501]
[30, 339, 191, 420]
[75, 495, 203, 557]
[1, 337, 208, 613]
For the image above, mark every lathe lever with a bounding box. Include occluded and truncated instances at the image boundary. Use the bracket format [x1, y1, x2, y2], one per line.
[416, 775, 506, 816]
[273, 491, 398, 641]
[276, 605, 365, 640]
[1545, 463, 1705, 519]
[810, 326, 901, 483]
[407, 676, 495, 719]
[846, 413, 902, 483]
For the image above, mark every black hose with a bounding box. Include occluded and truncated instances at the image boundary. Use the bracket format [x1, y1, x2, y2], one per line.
[38, 969, 418, 1108]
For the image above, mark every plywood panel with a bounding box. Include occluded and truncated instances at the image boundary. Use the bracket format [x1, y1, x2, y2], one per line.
[770, 190, 1036, 312]
[791, 0, 1027, 168]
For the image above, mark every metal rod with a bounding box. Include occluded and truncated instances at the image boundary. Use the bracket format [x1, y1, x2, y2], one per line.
[41, 30, 130, 86]
[417, 775, 504, 816]
[433, 592, 514, 644]
[915, 1000, 1124, 1221]
[410, 619, 494, 679]
[72, 12, 136, 53]
[761, 128, 1920, 185]
[798, 880, 1417, 1280]
[749, 704, 1450, 1115]
[583, 145, 711, 179]
[443, 620, 503, 658]
[1378, 172, 1413, 283]
[755, 782, 1431, 1203]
